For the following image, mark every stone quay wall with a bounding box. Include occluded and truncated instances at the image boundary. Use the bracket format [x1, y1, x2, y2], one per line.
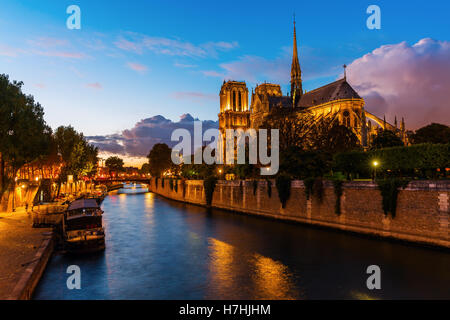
[149, 179, 450, 249]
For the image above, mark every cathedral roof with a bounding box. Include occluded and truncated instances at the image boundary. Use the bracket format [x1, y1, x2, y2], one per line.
[267, 95, 293, 109]
[297, 78, 361, 108]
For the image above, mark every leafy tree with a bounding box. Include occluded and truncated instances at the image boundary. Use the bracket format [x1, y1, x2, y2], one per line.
[308, 120, 360, 154]
[54, 126, 98, 186]
[261, 108, 314, 152]
[0, 74, 53, 193]
[140, 163, 151, 174]
[279, 146, 331, 179]
[370, 130, 404, 150]
[411, 123, 450, 145]
[105, 156, 124, 178]
[147, 143, 173, 177]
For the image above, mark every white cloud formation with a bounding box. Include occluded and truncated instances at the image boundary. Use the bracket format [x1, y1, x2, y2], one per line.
[347, 38, 450, 129]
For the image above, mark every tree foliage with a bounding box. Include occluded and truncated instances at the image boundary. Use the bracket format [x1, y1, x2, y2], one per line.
[410, 123, 450, 145]
[105, 156, 124, 177]
[0, 74, 53, 193]
[370, 130, 404, 150]
[54, 126, 98, 182]
[147, 143, 173, 177]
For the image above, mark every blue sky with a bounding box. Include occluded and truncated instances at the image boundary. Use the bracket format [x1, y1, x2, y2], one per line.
[1, 0, 449, 164]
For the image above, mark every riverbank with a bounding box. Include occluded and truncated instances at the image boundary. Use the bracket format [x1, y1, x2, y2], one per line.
[149, 179, 450, 249]
[0, 206, 53, 300]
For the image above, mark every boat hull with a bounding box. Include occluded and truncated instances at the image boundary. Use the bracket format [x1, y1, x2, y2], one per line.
[65, 237, 105, 254]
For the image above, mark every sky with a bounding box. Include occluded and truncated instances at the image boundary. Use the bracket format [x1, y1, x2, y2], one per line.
[1, 0, 449, 166]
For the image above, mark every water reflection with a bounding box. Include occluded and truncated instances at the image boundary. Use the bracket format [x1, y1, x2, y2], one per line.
[34, 187, 450, 300]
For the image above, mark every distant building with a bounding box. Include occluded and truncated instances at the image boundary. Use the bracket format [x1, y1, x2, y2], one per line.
[218, 19, 408, 154]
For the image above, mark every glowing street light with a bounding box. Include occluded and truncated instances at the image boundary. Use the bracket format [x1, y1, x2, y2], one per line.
[372, 160, 380, 180]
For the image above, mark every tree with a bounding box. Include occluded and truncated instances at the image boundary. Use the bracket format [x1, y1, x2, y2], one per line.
[411, 123, 450, 145]
[0, 74, 53, 193]
[54, 126, 98, 185]
[261, 108, 315, 152]
[370, 130, 404, 150]
[140, 163, 151, 175]
[147, 143, 173, 177]
[105, 156, 124, 178]
[308, 120, 360, 154]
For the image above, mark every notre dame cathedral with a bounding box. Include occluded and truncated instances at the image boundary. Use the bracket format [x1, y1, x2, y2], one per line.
[218, 20, 408, 150]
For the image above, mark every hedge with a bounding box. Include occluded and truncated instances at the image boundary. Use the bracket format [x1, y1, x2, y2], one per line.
[333, 143, 450, 179]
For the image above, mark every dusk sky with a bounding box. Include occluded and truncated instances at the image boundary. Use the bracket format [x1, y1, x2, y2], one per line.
[1, 0, 449, 165]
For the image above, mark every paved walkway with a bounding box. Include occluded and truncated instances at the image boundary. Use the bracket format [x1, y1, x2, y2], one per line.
[0, 207, 52, 299]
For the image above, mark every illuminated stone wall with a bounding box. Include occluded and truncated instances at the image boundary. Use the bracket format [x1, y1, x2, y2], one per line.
[149, 179, 450, 248]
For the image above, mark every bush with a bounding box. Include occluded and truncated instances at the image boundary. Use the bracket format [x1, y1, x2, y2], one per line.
[266, 179, 272, 198]
[304, 177, 315, 200]
[334, 143, 450, 179]
[376, 178, 409, 218]
[332, 179, 344, 215]
[313, 178, 324, 203]
[276, 174, 291, 208]
[203, 176, 217, 206]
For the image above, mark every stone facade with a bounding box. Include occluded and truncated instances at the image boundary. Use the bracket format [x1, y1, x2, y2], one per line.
[149, 179, 450, 249]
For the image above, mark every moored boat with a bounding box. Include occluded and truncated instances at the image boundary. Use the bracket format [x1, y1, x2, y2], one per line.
[63, 199, 105, 253]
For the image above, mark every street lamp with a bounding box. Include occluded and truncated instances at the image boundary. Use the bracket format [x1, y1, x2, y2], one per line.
[372, 160, 379, 180]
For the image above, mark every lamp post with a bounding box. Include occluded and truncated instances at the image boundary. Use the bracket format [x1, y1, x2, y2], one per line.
[372, 160, 379, 181]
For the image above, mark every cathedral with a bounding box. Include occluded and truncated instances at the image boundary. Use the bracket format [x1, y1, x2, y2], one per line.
[218, 20, 408, 152]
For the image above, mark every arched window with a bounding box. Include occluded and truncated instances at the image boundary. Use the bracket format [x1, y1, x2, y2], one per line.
[343, 111, 350, 127]
[238, 91, 242, 110]
[233, 91, 236, 109]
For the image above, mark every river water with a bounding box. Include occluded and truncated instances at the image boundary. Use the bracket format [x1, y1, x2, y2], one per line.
[34, 184, 450, 299]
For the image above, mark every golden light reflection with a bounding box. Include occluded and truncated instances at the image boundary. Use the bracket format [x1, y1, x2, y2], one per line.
[144, 192, 155, 210]
[251, 253, 300, 300]
[208, 238, 235, 283]
[208, 238, 300, 299]
[350, 290, 380, 300]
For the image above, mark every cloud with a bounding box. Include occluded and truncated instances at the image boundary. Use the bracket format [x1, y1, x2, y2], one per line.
[347, 38, 450, 129]
[126, 62, 148, 73]
[174, 62, 198, 68]
[27, 37, 68, 48]
[87, 114, 219, 159]
[201, 46, 340, 85]
[0, 44, 24, 57]
[171, 91, 216, 101]
[32, 50, 86, 59]
[114, 32, 238, 58]
[86, 82, 103, 90]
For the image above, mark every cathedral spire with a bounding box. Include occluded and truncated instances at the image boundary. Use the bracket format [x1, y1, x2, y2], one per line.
[291, 15, 302, 106]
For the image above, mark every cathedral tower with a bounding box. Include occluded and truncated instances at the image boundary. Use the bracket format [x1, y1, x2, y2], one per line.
[218, 81, 250, 162]
[290, 17, 303, 106]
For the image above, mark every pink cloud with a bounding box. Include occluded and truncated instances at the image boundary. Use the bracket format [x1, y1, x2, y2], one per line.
[126, 62, 148, 73]
[33, 50, 86, 59]
[86, 82, 103, 90]
[347, 38, 450, 129]
[171, 91, 216, 101]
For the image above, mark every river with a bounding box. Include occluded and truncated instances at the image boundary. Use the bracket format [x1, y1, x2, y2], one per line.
[34, 184, 450, 299]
